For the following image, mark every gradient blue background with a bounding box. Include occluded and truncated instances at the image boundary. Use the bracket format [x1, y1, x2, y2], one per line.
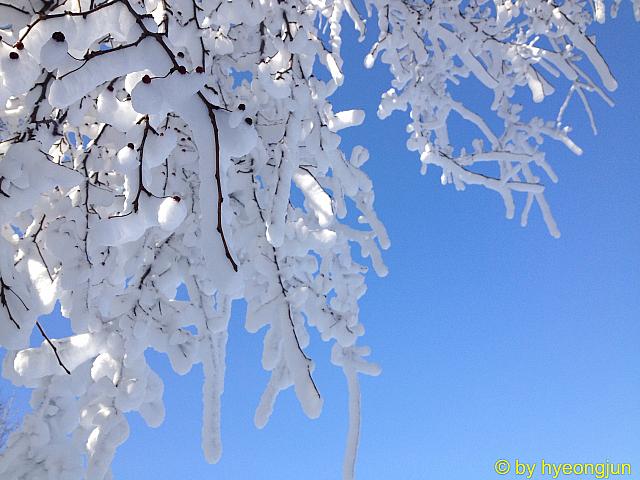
[2, 6, 640, 480]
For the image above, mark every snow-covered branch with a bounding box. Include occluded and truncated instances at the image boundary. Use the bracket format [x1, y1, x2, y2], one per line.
[0, 0, 635, 478]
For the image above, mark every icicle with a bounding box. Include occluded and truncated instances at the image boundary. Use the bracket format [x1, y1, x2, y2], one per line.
[201, 295, 232, 464]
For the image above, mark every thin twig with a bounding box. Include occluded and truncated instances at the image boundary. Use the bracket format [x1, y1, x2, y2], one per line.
[35, 321, 71, 375]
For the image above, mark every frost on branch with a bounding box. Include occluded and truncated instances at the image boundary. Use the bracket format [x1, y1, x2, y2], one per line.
[0, 0, 633, 478]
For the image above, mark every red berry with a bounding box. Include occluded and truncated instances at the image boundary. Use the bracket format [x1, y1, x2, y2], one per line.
[178, 65, 187, 74]
[15, 41, 24, 50]
[195, 66, 204, 73]
[142, 75, 151, 84]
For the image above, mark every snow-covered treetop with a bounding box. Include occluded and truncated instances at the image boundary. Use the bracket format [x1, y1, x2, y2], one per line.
[0, 0, 634, 478]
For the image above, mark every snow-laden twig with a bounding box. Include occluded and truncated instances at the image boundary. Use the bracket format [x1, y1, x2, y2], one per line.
[0, 0, 634, 478]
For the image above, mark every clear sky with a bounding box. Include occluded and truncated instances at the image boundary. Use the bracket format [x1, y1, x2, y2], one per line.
[2, 6, 640, 480]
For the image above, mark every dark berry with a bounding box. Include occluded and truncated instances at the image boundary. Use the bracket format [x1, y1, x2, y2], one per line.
[238, 103, 246, 111]
[178, 65, 187, 74]
[52, 31, 65, 42]
[172, 196, 181, 202]
[9, 52, 19, 60]
[177, 52, 185, 58]
[127, 143, 134, 149]
[244, 118, 253, 126]
[142, 75, 151, 84]
[107, 85, 114, 92]
[195, 66, 204, 73]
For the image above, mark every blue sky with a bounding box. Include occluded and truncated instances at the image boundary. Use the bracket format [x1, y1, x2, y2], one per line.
[3, 6, 640, 480]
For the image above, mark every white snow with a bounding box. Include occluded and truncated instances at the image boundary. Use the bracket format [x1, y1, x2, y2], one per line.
[157, 197, 187, 232]
[0, 1, 628, 479]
